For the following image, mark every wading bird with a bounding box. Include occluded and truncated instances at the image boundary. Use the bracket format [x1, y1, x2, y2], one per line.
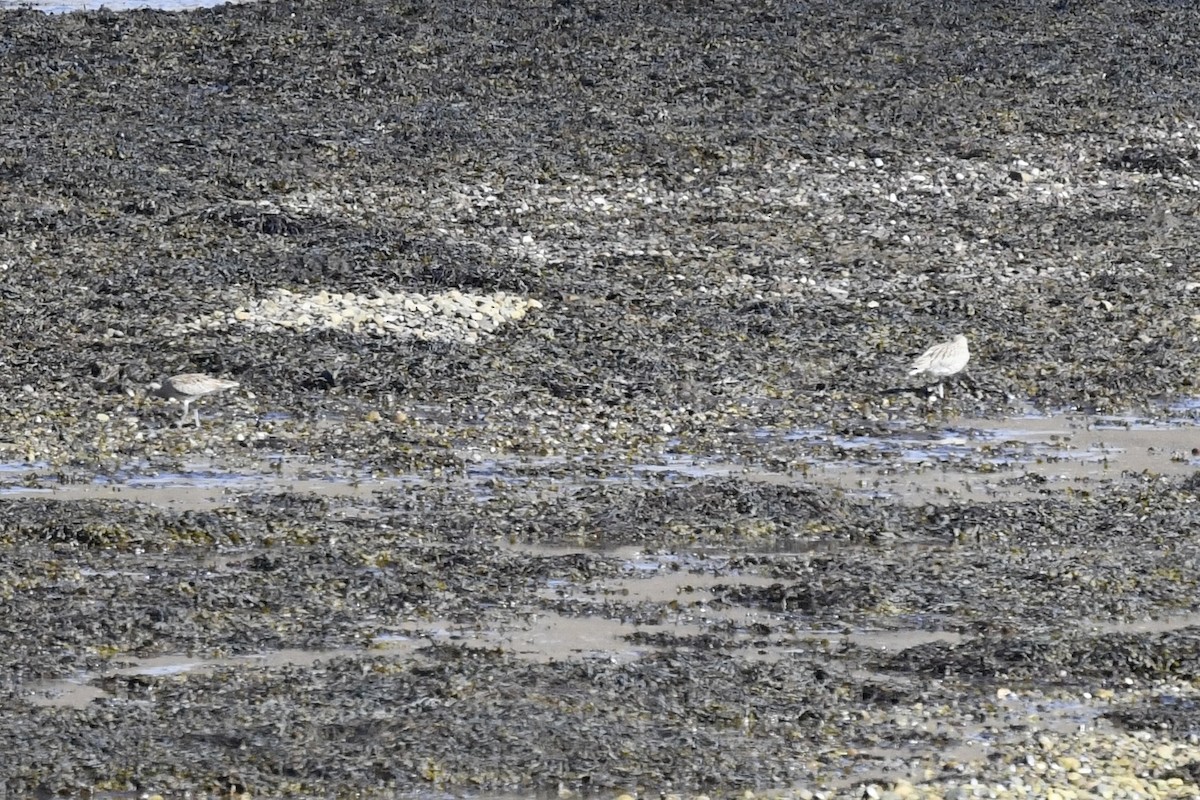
[909, 334, 970, 399]
[149, 373, 240, 427]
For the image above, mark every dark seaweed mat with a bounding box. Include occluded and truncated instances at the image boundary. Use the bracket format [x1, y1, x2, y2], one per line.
[1, 646, 903, 797]
[1107, 692, 1200, 736]
[875, 628, 1200, 683]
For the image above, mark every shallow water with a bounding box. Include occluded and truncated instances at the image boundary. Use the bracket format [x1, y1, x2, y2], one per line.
[754, 412, 1200, 504]
[25, 648, 365, 708]
[2, 411, 1197, 510]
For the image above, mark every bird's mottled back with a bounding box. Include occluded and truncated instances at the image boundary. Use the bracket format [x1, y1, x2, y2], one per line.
[148, 373, 240, 427]
[909, 334, 970, 379]
[156, 373, 240, 400]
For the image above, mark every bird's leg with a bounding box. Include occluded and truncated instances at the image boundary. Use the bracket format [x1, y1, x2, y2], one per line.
[179, 399, 192, 428]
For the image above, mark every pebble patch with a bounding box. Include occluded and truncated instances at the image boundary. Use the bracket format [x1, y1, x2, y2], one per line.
[175, 287, 543, 344]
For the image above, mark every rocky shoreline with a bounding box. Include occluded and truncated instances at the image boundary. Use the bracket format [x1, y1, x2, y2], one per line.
[2, 0, 1200, 796]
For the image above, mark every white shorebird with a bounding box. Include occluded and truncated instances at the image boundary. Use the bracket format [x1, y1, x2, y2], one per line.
[149, 373, 240, 427]
[909, 334, 970, 399]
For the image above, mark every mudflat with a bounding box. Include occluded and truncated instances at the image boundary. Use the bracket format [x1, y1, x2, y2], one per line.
[2, 0, 1200, 797]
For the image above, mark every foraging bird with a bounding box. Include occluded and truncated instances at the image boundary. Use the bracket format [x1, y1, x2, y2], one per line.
[909, 334, 970, 399]
[149, 373, 240, 427]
